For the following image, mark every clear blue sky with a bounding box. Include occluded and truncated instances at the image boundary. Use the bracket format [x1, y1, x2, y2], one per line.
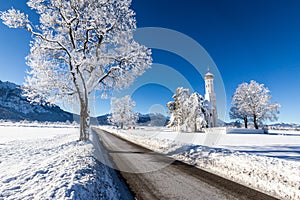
[0, 0, 300, 123]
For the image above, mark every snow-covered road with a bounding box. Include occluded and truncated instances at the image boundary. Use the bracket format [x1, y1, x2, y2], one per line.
[94, 128, 277, 200]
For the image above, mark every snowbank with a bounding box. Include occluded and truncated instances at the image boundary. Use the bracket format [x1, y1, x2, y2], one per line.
[0, 120, 78, 129]
[0, 126, 120, 200]
[226, 128, 265, 134]
[102, 126, 300, 200]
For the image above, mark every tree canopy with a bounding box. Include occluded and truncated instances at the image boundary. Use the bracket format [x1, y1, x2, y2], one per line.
[1, 0, 152, 140]
[167, 87, 209, 132]
[231, 80, 280, 129]
[110, 95, 138, 129]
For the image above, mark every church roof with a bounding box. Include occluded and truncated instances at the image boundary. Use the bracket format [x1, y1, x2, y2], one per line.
[205, 72, 214, 79]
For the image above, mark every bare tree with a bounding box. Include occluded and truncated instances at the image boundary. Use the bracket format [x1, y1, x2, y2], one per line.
[0, 0, 152, 141]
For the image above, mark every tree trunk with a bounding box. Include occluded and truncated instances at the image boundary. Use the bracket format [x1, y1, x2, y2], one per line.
[253, 115, 259, 129]
[79, 99, 90, 141]
[244, 117, 248, 128]
[70, 70, 90, 141]
[194, 116, 197, 132]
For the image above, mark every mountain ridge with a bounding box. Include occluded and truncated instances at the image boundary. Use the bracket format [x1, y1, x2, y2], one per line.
[5, 80, 296, 128]
[0, 80, 170, 126]
[0, 80, 73, 122]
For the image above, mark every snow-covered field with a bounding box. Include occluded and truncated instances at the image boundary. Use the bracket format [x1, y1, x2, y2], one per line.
[102, 126, 300, 200]
[0, 125, 119, 200]
[2, 124, 299, 199]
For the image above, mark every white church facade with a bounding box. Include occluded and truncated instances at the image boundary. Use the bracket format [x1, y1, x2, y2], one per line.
[204, 71, 218, 127]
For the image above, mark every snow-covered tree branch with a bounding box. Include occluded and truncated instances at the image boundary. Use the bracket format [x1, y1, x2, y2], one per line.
[0, 0, 152, 141]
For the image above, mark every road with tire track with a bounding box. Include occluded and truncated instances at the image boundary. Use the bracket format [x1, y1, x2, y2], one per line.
[94, 128, 278, 200]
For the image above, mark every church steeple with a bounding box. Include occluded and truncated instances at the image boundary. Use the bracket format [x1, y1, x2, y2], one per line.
[204, 69, 218, 127]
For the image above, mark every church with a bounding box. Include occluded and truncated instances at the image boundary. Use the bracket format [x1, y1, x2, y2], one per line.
[166, 69, 218, 130]
[204, 71, 218, 127]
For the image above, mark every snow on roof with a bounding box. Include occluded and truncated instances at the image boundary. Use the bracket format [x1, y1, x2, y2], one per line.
[205, 72, 214, 79]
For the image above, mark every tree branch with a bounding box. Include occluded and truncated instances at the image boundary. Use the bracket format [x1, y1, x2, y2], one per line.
[30, 30, 72, 58]
[58, 8, 76, 49]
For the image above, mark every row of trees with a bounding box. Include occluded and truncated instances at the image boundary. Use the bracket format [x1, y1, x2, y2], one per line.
[110, 87, 211, 132]
[111, 81, 280, 131]
[167, 87, 211, 132]
[230, 80, 280, 129]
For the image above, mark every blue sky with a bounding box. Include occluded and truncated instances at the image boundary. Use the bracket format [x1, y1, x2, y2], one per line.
[0, 0, 300, 123]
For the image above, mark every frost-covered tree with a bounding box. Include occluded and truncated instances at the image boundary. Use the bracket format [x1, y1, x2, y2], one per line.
[186, 93, 207, 132]
[229, 106, 249, 128]
[0, 0, 152, 141]
[167, 87, 208, 132]
[167, 87, 189, 130]
[110, 95, 138, 129]
[232, 80, 280, 129]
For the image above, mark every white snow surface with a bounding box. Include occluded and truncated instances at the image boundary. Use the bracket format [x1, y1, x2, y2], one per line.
[102, 126, 300, 200]
[0, 125, 119, 200]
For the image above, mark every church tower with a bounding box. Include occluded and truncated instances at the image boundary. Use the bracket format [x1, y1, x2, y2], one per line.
[204, 70, 218, 127]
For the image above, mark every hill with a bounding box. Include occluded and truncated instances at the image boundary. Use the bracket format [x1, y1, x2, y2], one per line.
[96, 113, 169, 126]
[268, 122, 300, 130]
[0, 80, 170, 125]
[0, 80, 73, 122]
